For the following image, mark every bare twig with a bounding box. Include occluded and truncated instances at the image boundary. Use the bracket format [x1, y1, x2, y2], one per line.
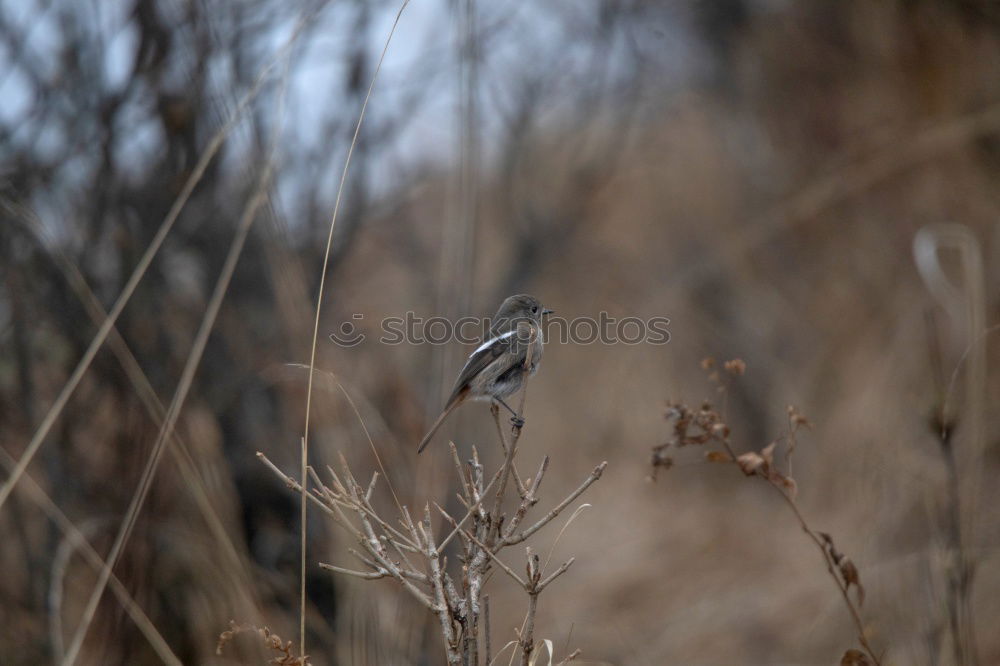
[519, 550, 542, 666]
[504, 462, 607, 546]
[318, 563, 387, 580]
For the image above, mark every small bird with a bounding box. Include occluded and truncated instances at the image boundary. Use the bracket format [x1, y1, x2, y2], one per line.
[417, 294, 553, 453]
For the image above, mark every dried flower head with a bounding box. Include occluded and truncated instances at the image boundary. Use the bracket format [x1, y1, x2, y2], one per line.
[217, 621, 311, 665]
[820, 533, 866, 606]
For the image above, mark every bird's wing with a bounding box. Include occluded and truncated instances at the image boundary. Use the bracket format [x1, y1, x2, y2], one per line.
[445, 330, 519, 405]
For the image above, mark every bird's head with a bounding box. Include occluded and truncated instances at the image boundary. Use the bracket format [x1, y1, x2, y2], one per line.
[492, 294, 553, 334]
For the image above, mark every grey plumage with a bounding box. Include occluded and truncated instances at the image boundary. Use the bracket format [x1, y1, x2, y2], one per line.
[417, 294, 551, 453]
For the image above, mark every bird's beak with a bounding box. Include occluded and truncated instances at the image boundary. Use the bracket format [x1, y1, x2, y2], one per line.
[542, 308, 554, 315]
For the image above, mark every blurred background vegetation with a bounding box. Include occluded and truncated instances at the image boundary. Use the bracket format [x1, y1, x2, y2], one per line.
[2, 0, 999, 664]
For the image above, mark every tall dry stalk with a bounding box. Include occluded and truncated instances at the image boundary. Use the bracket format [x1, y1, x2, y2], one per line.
[916, 224, 989, 666]
[296, 0, 410, 656]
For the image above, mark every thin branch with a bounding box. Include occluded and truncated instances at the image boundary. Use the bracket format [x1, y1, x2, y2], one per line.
[492, 406, 528, 498]
[504, 462, 607, 545]
[318, 563, 387, 580]
[764, 480, 881, 665]
[439, 466, 502, 552]
[506, 456, 549, 537]
[450, 441, 473, 502]
[520, 550, 542, 666]
[257, 453, 340, 521]
[538, 558, 574, 591]
[420, 511, 461, 664]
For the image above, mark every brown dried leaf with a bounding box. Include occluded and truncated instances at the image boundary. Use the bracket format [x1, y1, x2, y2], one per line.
[737, 451, 765, 476]
[820, 533, 866, 606]
[701, 357, 716, 370]
[705, 451, 732, 463]
[840, 649, 872, 666]
[840, 557, 865, 606]
[820, 532, 845, 565]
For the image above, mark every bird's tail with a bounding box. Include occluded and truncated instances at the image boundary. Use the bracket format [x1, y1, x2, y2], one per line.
[417, 396, 465, 454]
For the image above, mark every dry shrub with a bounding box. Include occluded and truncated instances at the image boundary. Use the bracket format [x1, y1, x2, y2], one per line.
[652, 358, 881, 665]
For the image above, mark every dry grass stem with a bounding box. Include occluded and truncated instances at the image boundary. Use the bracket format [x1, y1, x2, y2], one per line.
[0, 448, 182, 666]
[0, 18, 308, 516]
[296, 1, 411, 654]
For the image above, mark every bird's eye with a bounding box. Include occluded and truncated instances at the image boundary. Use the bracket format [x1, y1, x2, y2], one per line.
[531, 305, 538, 314]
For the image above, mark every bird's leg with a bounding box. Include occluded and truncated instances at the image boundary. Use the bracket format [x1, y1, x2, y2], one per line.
[495, 397, 524, 428]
